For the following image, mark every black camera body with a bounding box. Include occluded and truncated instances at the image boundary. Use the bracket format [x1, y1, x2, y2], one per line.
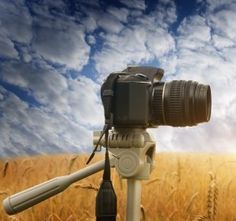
[102, 66, 211, 129]
[113, 67, 163, 127]
[114, 75, 151, 127]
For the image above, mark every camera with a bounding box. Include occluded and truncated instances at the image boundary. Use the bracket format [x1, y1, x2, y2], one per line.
[102, 66, 211, 128]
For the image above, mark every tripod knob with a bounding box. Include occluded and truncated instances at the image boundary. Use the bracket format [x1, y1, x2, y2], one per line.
[116, 150, 140, 177]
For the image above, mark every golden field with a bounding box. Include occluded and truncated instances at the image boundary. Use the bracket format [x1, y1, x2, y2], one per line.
[0, 153, 236, 221]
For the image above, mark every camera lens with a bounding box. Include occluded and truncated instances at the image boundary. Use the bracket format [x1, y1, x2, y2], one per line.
[152, 80, 211, 126]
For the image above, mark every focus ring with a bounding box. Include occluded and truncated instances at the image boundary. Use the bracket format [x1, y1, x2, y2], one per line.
[164, 81, 185, 126]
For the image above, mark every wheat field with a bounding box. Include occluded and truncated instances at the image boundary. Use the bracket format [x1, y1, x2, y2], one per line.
[0, 153, 236, 221]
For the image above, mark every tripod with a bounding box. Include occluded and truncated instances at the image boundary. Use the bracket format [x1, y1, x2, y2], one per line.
[3, 128, 156, 221]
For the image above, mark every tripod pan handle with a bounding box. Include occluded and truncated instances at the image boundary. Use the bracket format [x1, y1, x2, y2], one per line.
[3, 176, 70, 215]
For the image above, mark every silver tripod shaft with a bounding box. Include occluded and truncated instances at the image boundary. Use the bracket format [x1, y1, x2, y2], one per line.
[126, 179, 142, 221]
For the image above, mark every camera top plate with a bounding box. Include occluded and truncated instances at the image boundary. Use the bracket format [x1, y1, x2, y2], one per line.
[122, 66, 164, 82]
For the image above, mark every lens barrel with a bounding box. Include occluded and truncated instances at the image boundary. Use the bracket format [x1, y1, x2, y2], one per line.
[152, 80, 211, 126]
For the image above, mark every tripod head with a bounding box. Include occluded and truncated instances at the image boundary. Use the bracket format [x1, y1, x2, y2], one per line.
[94, 128, 155, 179]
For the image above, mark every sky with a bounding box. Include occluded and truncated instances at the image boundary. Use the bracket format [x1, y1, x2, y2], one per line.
[0, 0, 236, 157]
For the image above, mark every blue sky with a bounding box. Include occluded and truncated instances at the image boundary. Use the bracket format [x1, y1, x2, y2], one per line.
[0, 0, 236, 157]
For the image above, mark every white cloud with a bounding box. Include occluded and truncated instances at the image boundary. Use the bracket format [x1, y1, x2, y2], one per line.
[82, 8, 126, 34]
[0, 0, 91, 71]
[0, 90, 93, 156]
[204, 0, 235, 12]
[107, 6, 129, 23]
[87, 35, 96, 45]
[0, 32, 19, 59]
[77, 0, 100, 7]
[152, 0, 177, 28]
[0, 0, 103, 156]
[81, 16, 98, 33]
[146, 28, 175, 57]
[94, 27, 154, 75]
[119, 0, 146, 10]
[97, 14, 124, 34]
[209, 6, 236, 40]
[177, 15, 211, 50]
[33, 27, 90, 71]
[0, 91, 3, 101]
[0, 61, 103, 127]
[24, 0, 92, 71]
[94, 2, 177, 76]
[21, 48, 32, 63]
[0, 0, 32, 59]
[212, 35, 234, 50]
[0, 63, 103, 157]
[0, 0, 32, 44]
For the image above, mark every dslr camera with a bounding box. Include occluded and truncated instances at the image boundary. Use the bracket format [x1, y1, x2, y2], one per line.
[101, 66, 211, 128]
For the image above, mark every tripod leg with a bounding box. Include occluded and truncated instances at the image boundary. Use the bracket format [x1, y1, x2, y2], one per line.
[126, 179, 142, 221]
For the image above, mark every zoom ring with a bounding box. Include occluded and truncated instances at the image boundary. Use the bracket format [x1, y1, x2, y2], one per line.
[164, 81, 185, 126]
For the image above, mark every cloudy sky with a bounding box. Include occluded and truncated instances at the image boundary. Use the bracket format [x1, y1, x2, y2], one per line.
[0, 0, 235, 157]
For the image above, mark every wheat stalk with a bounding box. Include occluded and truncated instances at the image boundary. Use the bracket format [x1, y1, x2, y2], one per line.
[177, 158, 181, 183]
[167, 188, 177, 203]
[22, 167, 33, 177]
[68, 155, 79, 173]
[8, 216, 21, 221]
[2, 161, 9, 177]
[193, 215, 209, 221]
[167, 209, 178, 220]
[193, 172, 218, 221]
[0, 191, 8, 196]
[207, 172, 218, 221]
[145, 177, 160, 185]
[140, 204, 145, 221]
[226, 179, 233, 196]
[65, 214, 73, 221]
[46, 213, 62, 221]
[185, 192, 199, 213]
[73, 183, 99, 191]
